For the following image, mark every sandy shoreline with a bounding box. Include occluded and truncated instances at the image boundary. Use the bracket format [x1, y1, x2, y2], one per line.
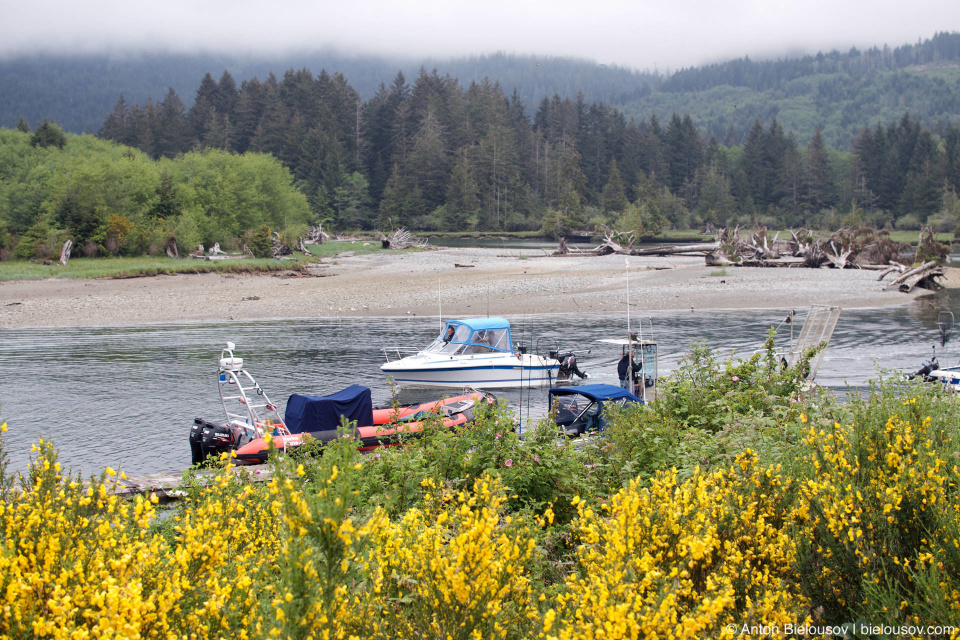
[0, 248, 953, 328]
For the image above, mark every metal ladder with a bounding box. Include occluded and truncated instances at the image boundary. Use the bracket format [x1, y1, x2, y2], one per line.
[217, 342, 288, 438]
[785, 305, 842, 381]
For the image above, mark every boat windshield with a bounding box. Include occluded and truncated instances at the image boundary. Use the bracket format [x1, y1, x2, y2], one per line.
[423, 323, 511, 355]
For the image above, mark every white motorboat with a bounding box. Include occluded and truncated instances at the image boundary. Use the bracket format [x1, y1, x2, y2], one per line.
[909, 312, 960, 392]
[381, 317, 563, 389]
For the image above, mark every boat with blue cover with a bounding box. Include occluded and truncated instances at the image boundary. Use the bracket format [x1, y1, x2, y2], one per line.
[190, 344, 490, 465]
[550, 384, 644, 437]
[380, 317, 565, 389]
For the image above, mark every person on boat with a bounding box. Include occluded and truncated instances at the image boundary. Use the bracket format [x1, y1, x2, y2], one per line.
[558, 352, 587, 380]
[618, 353, 640, 389]
[443, 326, 455, 343]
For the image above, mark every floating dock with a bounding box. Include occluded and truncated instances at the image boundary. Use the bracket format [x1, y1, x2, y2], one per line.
[113, 464, 276, 503]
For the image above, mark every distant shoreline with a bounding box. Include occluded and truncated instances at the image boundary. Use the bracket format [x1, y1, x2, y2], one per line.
[0, 248, 948, 329]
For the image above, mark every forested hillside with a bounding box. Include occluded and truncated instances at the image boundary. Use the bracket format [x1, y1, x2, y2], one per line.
[4, 32, 960, 261]
[2, 32, 959, 147]
[0, 51, 653, 135]
[88, 65, 960, 236]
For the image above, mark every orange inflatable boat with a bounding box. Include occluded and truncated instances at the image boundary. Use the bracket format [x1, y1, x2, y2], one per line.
[189, 345, 494, 466]
[232, 391, 487, 464]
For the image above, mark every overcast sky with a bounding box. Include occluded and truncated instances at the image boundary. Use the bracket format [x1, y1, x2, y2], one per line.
[3, 0, 959, 70]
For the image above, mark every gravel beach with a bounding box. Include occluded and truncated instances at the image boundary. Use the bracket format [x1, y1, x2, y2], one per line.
[0, 247, 953, 328]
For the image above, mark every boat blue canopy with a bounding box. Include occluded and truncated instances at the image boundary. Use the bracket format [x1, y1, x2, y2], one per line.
[548, 384, 643, 403]
[550, 384, 643, 436]
[284, 384, 374, 434]
[446, 317, 510, 331]
[437, 317, 513, 353]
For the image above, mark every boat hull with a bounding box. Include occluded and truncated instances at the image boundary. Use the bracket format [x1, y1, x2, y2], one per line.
[926, 367, 960, 391]
[233, 396, 484, 464]
[381, 354, 560, 389]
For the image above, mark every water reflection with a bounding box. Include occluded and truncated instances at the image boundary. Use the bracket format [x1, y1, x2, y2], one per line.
[0, 291, 956, 476]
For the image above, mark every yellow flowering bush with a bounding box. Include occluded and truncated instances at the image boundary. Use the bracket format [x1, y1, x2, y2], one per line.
[0, 439, 172, 638]
[545, 452, 809, 640]
[798, 409, 960, 626]
[2, 374, 960, 639]
[370, 475, 538, 640]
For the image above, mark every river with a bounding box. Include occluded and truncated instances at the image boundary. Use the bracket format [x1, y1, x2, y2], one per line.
[1, 294, 957, 476]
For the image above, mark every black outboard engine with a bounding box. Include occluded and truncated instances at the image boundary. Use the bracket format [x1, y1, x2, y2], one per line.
[190, 418, 242, 465]
[910, 356, 939, 382]
[555, 350, 587, 381]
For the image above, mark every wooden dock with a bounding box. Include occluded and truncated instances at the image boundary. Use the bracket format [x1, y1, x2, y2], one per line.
[113, 464, 276, 503]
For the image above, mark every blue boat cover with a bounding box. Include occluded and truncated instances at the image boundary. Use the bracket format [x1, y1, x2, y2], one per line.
[548, 384, 643, 403]
[449, 317, 510, 331]
[284, 385, 374, 434]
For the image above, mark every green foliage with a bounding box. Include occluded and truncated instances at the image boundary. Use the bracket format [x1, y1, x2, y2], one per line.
[8, 35, 960, 242]
[355, 400, 588, 523]
[247, 225, 273, 258]
[0, 130, 311, 258]
[655, 332, 816, 433]
[30, 121, 66, 149]
[794, 376, 960, 626]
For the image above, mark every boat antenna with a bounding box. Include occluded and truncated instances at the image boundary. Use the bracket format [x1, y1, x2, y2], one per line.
[438, 279, 443, 329]
[637, 315, 646, 404]
[625, 258, 633, 396]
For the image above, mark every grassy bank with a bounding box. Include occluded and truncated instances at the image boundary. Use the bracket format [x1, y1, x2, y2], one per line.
[0, 241, 396, 281]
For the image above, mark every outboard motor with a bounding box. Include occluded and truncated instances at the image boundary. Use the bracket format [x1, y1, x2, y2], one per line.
[190, 418, 241, 465]
[556, 350, 587, 381]
[911, 356, 939, 381]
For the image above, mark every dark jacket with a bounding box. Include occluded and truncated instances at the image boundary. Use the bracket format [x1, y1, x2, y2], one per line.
[618, 355, 638, 380]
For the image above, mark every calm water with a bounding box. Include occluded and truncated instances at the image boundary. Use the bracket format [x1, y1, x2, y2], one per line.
[1, 295, 959, 477]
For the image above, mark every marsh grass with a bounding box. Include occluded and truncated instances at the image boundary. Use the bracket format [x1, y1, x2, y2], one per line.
[1, 253, 331, 281]
[302, 239, 387, 258]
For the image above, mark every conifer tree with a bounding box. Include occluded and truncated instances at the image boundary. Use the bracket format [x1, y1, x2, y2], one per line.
[804, 127, 835, 211]
[601, 159, 629, 213]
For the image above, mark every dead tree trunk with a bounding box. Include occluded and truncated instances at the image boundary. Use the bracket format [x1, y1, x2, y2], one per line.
[632, 242, 720, 256]
[884, 260, 937, 289]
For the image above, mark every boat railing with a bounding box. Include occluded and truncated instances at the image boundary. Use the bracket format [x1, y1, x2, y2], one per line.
[217, 350, 289, 437]
[381, 346, 422, 362]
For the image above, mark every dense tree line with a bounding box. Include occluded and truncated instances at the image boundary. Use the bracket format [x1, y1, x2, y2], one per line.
[95, 65, 960, 240]
[0, 51, 655, 136]
[0, 128, 311, 260]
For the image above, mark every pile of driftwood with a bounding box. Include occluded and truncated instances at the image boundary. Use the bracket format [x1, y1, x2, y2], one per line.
[296, 223, 330, 253]
[378, 227, 427, 250]
[552, 226, 950, 292]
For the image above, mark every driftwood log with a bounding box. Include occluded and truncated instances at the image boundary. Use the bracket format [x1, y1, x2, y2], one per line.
[59, 240, 72, 265]
[881, 260, 945, 292]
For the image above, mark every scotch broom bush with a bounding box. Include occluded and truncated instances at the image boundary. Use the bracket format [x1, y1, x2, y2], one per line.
[2, 341, 960, 639]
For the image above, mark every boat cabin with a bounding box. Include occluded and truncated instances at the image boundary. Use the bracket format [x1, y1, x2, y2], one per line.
[423, 317, 514, 356]
[598, 335, 658, 400]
